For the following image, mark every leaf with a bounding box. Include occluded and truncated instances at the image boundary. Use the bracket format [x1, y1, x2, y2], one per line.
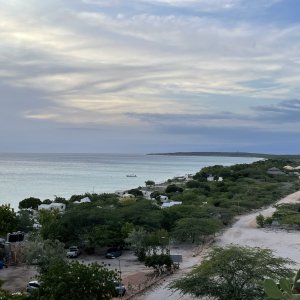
[264, 279, 283, 299]
[280, 278, 292, 294]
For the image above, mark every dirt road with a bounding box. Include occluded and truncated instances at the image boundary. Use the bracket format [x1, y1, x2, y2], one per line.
[217, 190, 300, 265]
[135, 191, 300, 299]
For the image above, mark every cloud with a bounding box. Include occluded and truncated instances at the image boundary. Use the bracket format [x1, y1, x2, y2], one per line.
[82, 0, 283, 11]
[127, 99, 300, 135]
[0, 0, 299, 153]
[251, 99, 300, 124]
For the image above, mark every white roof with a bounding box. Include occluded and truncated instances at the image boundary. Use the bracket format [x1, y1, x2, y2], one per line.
[80, 197, 91, 203]
[51, 203, 65, 208]
[38, 204, 51, 210]
[121, 193, 135, 198]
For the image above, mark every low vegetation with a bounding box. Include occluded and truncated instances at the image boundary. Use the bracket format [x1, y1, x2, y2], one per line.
[1, 159, 300, 252]
[1, 157, 300, 298]
[34, 261, 119, 300]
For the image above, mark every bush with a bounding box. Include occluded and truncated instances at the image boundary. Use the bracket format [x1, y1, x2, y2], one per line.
[165, 184, 183, 194]
[256, 214, 265, 228]
[144, 254, 173, 273]
[186, 180, 201, 188]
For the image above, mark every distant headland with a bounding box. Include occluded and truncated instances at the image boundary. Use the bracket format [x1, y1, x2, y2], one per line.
[148, 152, 300, 159]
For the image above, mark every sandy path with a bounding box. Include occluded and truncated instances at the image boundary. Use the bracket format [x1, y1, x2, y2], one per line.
[135, 191, 300, 299]
[217, 190, 300, 266]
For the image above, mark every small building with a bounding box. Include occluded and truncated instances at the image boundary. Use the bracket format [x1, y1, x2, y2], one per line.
[33, 223, 42, 229]
[38, 202, 66, 212]
[161, 201, 182, 208]
[38, 204, 51, 211]
[160, 195, 169, 203]
[80, 197, 91, 203]
[218, 177, 223, 182]
[207, 175, 215, 182]
[115, 190, 128, 196]
[266, 167, 285, 175]
[50, 203, 66, 212]
[142, 190, 152, 200]
[74, 197, 92, 204]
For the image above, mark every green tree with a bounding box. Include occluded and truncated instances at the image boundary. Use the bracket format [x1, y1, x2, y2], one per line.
[170, 245, 294, 300]
[0, 204, 17, 236]
[165, 184, 183, 194]
[16, 210, 34, 232]
[186, 180, 201, 188]
[145, 180, 155, 187]
[150, 191, 161, 200]
[125, 227, 147, 261]
[18, 197, 41, 210]
[121, 222, 135, 239]
[144, 229, 169, 255]
[256, 213, 265, 228]
[144, 254, 173, 274]
[35, 261, 118, 300]
[87, 225, 122, 248]
[127, 188, 143, 197]
[23, 234, 65, 273]
[38, 208, 61, 240]
[172, 217, 222, 243]
[42, 199, 52, 204]
[53, 196, 67, 204]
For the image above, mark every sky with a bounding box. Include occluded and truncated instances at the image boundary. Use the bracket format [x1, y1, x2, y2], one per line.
[1, 0, 300, 154]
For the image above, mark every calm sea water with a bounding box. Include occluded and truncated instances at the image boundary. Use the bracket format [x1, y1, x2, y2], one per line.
[0, 153, 259, 209]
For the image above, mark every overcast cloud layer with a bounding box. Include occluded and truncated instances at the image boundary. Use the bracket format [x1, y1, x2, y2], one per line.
[0, 0, 299, 153]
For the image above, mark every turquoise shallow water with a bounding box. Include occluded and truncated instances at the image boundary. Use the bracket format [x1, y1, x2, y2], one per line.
[0, 153, 260, 209]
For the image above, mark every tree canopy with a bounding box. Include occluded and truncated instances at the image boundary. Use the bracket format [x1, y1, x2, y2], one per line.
[18, 197, 41, 210]
[35, 261, 119, 300]
[0, 204, 17, 236]
[23, 234, 66, 273]
[170, 245, 294, 300]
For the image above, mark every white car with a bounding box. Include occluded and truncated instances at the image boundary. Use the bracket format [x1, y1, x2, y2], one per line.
[66, 246, 81, 258]
[26, 281, 40, 292]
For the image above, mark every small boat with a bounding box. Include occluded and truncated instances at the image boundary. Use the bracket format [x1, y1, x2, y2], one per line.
[126, 174, 137, 177]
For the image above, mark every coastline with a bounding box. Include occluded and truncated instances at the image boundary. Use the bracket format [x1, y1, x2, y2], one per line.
[148, 151, 300, 159]
[0, 153, 259, 210]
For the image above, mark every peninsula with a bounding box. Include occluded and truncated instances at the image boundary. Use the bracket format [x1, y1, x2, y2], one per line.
[148, 151, 300, 159]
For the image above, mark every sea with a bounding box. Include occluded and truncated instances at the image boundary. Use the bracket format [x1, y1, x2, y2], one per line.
[0, 153, 260, 210]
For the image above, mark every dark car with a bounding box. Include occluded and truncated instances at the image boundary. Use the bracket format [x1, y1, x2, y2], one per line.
[114, 281, 126, 297]
[105, 247, 122, 259]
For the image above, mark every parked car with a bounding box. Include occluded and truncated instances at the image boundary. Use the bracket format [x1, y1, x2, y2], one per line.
[105, 247, 122, 259]
[26, 281, 40, 292]
[66, 246, 81, 258]
[114, 281, 126, 297]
